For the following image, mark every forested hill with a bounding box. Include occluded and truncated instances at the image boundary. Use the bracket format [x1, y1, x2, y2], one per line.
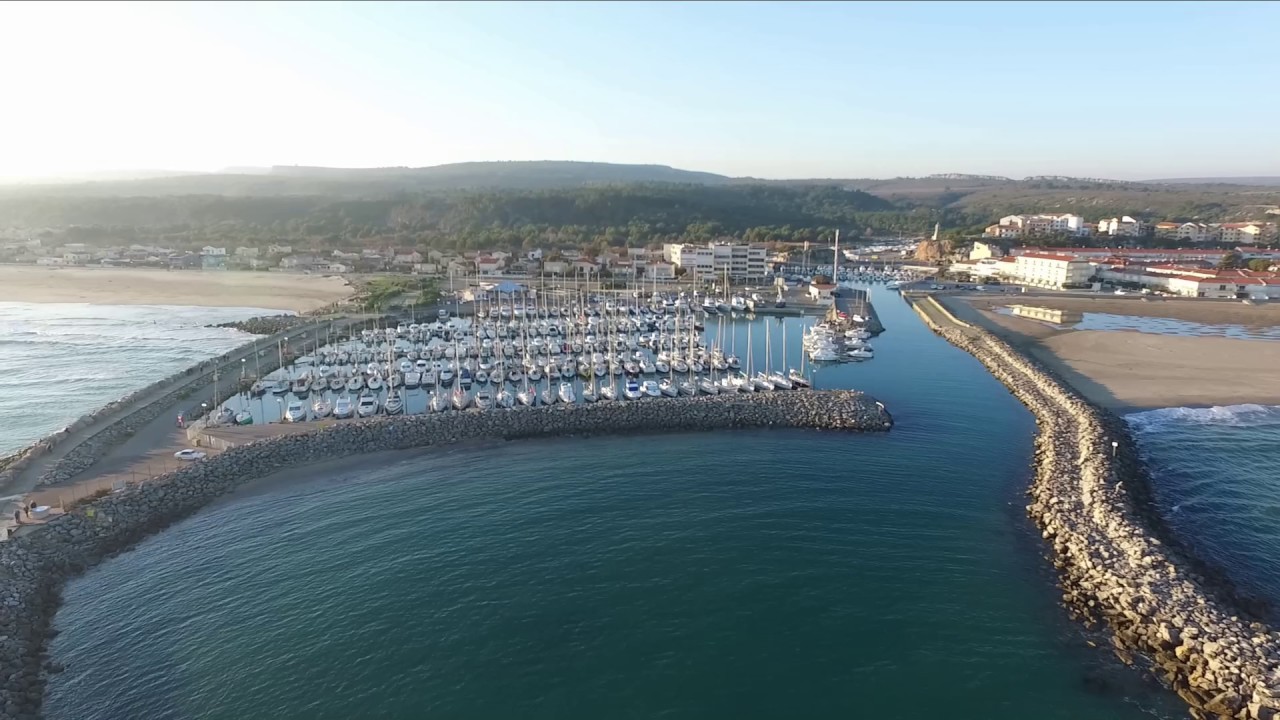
[0, 183, 915, 249]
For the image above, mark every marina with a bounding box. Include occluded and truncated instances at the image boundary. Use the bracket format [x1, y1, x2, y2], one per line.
[211, 285, 893, 426]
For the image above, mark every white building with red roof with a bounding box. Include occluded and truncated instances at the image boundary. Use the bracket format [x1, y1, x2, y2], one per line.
[1013, 252, 1094, 288]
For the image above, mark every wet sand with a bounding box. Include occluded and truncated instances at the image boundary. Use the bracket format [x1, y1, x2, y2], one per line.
[941, 296, 1280, 413]
[0, 265, 353, 312]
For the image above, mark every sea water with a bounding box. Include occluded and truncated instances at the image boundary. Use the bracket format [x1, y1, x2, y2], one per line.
[0, 302, 276, 456]
[1127, 404, 1280, 603]
[42, 289, 1188, 720]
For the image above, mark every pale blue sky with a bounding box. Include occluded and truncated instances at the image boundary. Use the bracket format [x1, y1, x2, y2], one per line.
[2, 1, 1276, 179]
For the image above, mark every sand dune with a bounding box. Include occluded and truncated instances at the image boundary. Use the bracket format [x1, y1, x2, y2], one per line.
[0, 265, 353, 313]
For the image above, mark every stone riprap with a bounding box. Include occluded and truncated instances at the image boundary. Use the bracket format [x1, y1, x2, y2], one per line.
[0, 390, 890, 720]
[212, 314, 305, 335]
[914, 296, 1280, 720]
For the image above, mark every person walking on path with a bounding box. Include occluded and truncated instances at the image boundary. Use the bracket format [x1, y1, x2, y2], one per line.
[13, 510, 21, 526]
[177, 413, 185, 429]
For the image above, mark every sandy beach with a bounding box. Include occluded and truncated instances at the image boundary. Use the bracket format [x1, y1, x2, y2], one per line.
[0, 265, 353, 313]
[942, 296, 1280, 413]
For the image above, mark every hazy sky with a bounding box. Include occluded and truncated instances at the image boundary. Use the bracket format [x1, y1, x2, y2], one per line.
[2, 1, 1276, 180]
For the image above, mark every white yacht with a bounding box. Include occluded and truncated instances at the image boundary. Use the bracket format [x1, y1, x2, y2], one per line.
[452, 386, 470, 410]
[333, 395, 355, 419]
[599, 382, 617, 401]
[658, 377, 678, 397]
[383, 392, 404, 415]
[429, 391, 450, 413]
[641, 379, 662, 398]
[282, 400, 307, 423]
[356, 393, 378, 418]
[623, 378, 643, 400]
[516, 386, 536, 406]
[474, 387, 494, 410]
[312, 398, 333, 418]
[496, 388, 515, 408]
[558, 381, 576, 404]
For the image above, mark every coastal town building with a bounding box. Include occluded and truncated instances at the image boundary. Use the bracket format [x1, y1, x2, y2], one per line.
[645, 261, 676, 280]
[1097, 263, 1280, 299]
[1219, 222, 1276, 244]
[1013, 253, 1093, 289]
[662, 242, 768, 280]
[968, 241, 1007, 260]
[1097, 216, 1147, 237]
[983, 213, 1090, 239]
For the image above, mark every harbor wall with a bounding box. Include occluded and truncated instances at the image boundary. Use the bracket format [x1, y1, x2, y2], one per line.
[912, 295, 1280, 720]
[0, 391, 891, 720]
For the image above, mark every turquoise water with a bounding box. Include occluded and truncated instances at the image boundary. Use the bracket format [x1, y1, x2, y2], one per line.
[1128, 404, 1280, 603]
[44, 290, 1186, 719]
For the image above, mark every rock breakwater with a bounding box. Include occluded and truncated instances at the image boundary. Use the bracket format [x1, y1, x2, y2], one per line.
[0, 390, 890, 720]
[916, 297, 1280, 720]
[211, 314, 304, 335]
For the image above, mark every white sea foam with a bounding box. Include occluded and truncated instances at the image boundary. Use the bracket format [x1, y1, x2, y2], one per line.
[1126, 403, 1280, 434]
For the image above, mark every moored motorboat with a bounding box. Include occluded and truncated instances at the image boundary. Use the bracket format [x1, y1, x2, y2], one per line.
[284, 400, 308, 422]
[356, 393, 378, 418]
[332, 394, 354, 419]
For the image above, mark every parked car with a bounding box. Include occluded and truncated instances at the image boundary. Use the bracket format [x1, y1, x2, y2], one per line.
[174, 449, 208, 461]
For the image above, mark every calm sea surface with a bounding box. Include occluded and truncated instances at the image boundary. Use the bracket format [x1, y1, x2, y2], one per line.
[41, 289, 1193, 719]
[0, 302, 276, 458]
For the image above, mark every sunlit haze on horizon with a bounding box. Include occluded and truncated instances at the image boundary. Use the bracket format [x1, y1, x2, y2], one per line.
[1, 0, 1276, 181]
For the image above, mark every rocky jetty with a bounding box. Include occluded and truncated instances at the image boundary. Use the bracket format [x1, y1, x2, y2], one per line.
[916, 297, 1280, 720]
[211, 314, 305, 335]
[0, 390, 889, 719]
[0, 318, 356, 494]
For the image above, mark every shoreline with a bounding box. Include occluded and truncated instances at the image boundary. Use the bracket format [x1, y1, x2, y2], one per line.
[0, 392, 893, 720]
[940, 296, 1280, 414]
[913, 294, 1280, 720]
[0, 265, 354, 313]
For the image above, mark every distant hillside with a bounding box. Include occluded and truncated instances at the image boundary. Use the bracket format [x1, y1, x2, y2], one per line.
[1145, 177, 1280, 187]
[0, 161, 731, 198]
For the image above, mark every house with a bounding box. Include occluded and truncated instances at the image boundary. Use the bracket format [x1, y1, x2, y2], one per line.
[393, 250, 423, 265]
[808, 282, 836, 304]
[279, 254, 320, 270]
[542, 260, 569, 275]
[475, 255, 506, 275]
[332, 250, 361, 261]
[1154, 222, 1217, 243]
[36, 256, 68, 266]
[234, 246, 260, 258]
[267, 244, 293, 255]
[572, 259, 600, 276]
[525, 249, 544, 262]
[412, 262, 441, 275]
[326, 262, 351, 273]
[611, 261, 636, 278]
[61, 251, 93, 264]
[1097, 216, 1146, 237]
[645, 261, 676, 280]
[200, 246, 227, 256]
[426, 249, 446, 262]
